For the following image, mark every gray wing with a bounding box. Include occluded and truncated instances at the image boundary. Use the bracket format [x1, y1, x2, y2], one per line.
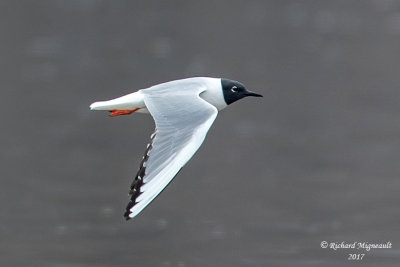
[124, 81, 218, 219]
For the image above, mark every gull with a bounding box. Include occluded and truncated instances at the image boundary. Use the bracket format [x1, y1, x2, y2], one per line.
[90, 77, 262, 220]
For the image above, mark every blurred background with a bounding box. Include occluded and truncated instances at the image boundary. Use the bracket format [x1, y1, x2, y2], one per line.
[2, 0, 400, 266]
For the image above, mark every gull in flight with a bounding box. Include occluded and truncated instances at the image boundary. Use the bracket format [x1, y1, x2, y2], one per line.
[90, 77, 262, 220]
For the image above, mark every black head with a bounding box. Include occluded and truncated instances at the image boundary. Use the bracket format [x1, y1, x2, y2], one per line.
[221, 78, 263, 105]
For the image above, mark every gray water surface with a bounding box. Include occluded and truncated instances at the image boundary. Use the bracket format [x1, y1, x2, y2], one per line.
[2, 1, 400, 266]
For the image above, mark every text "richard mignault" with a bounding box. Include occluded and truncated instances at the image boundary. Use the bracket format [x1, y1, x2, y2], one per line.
[329, 241, 392, 251]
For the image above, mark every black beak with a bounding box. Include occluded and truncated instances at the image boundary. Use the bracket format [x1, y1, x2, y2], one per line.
[245, 91, 263, 97]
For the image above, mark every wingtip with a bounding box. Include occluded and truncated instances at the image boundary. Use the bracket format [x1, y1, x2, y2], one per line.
[124, 214, 132, 221]
[124, 199, 135, 221]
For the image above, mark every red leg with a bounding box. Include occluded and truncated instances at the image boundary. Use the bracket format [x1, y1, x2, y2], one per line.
[109, 108, 140, 117]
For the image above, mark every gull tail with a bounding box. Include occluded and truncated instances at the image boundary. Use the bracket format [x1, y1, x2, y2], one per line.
[90, 91, 149, 115]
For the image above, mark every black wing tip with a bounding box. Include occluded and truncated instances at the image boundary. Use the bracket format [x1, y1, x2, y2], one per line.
[124, 211, 132, 220]
[123, 130, 156, 222]
[124, 198, 136, 221]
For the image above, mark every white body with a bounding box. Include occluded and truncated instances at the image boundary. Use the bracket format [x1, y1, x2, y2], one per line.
[90, 77, 228, 113]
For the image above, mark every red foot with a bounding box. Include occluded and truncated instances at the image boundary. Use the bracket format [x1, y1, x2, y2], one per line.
[109, 108, 140, 117]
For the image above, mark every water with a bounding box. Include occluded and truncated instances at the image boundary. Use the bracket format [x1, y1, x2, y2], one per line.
[2, 1, 400, 266]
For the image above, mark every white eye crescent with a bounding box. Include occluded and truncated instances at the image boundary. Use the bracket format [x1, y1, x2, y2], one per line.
[231, 86, 238, 92]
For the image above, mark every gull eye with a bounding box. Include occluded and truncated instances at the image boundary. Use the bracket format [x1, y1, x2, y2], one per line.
[231, 86, 238, 92]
